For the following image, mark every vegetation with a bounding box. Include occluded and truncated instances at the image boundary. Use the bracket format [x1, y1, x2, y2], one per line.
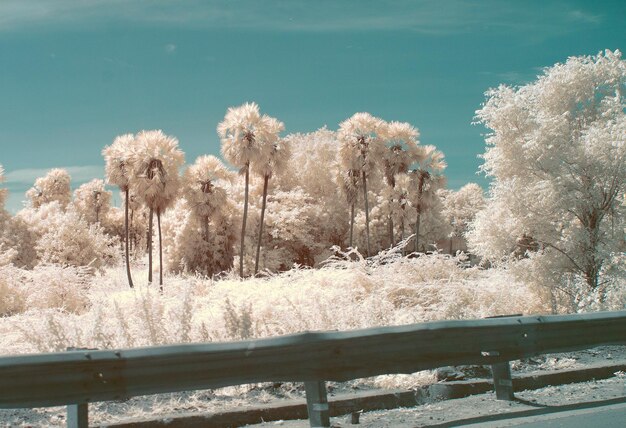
[0, 50, 623, 318]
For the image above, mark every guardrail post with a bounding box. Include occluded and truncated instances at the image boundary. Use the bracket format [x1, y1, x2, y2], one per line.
[67, 403, 88, 428]
[491, 361, 514, 401]
[304, 380, 330, 427]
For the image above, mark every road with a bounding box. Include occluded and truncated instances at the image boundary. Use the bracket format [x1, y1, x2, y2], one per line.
[465, 401, 626, 427]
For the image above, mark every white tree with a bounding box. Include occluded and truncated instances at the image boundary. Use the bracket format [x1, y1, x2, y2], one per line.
[103, 133, 137, 288]
[26, 168, 71, 209]
[379, 120, 421, 247]
[130, 130, 184, 288]
[0, 167, 37, 268]
[218, 102, 268, 277]
[16, 201, 117, 270]
[251, 115, 288, 275]
[277, 128, 348, 263]
[162, 199, 236, 277]
[469, 49, 626, 300]
[338, 112, 384, 256]
[182, 155, 234, 274]
[72, 179, 111, 224]
[440, 183, 485, 253]
[183, 155, 234, 240]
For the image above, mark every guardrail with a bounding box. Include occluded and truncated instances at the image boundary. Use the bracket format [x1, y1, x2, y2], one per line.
[1, 310, 625, 427]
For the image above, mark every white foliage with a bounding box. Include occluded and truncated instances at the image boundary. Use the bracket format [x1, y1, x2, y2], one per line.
[103, 133, 136, 191]
[72, 179, 111, 224]
[0, 209, 37, 269]
[218, 102, 266, 169]
[25, 168, 71, 209]
[470, 49, 626, 296]
[129, 130, 185, 213]
[250, 116, 288, 179]
[379, 120, 422, 187]
[338, 112, 385, 176]
[17, 202, 119, 270]
[182, 155, 234, 220]
[162, 200, 236, 276]
[440, 183, 486, 239]
[2, 254, 549, 355]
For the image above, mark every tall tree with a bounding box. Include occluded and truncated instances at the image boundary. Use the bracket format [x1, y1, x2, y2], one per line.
[410, 145, 447, 253]
[251, 116, 288, 275]
[469, 50, 626, 297]
[340, 169, 361, 249]
[218, 102, 267, 278]
[131, 130, 184, 290]
[103, 134, 137, 289]
[379, 121, 421, 247]
[338, 112, 383, 257]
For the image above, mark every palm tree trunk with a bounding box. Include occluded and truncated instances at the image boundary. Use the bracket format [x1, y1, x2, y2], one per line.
[388, 182, 395, 248]
[254, 174, 269, 275]
[129, 209, 134, 253]
[204, 215, 210, 274]
[362, 170, 371, 257]
[157, 209, 163, 291]
[414, 173, 425, 253]
[239, 162, 250, 278]
[124, 188, 134, 289]
[388, 189, 395, 249]
[349, 202, 355, 248]
[414, 208, 421, 253]
[148, 207, 153, 283]
[400, 217, 405, 256]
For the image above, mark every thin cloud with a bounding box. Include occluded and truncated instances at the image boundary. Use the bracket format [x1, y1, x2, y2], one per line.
[164, 43, 177, 54]
[567, 10, 602, 24]
[4, 165, 104, 185]
[3, 165, 106, 213]
[0, 0, 604, 38]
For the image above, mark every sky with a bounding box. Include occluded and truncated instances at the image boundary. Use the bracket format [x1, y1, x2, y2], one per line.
[1, 0, 625, 212]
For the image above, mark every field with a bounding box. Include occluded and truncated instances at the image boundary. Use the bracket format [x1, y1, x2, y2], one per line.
[1, 250, 549, 356]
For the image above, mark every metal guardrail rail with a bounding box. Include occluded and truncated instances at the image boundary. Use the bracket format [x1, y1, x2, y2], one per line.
[1, 310, 625, 427]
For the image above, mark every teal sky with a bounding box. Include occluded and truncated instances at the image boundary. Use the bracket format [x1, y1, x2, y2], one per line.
[1, 0, 625, 212]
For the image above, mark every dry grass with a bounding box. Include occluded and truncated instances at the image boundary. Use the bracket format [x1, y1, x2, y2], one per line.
[0, 250, 547, 355]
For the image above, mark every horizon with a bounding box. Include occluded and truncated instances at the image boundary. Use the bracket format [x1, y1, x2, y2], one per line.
[2, 0, 625, 212]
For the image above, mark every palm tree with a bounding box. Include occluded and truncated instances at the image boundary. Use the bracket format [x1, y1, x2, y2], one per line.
[394, 176, 412, 254]
[379, 121, 421, 247]
[410, 145, 446, 253]
[338, 112, 383, 257]
[131, 130, 184, 290]
[251, 115, 288, 275]
[340, 169, 361, 249]
[103, 134, 137, 289]
[218, 102, 266, 278]
[182, 155, 234, 258]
